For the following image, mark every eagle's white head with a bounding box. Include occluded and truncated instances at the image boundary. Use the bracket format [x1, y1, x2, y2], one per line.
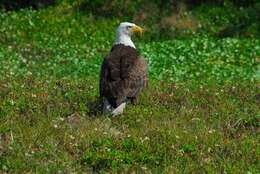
[114, 22, 144, 48]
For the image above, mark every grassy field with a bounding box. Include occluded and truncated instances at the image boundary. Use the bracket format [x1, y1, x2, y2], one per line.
[0, 5, 260, 174]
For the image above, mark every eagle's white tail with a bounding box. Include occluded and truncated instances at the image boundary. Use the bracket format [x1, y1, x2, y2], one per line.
[103, 99, 126, 116]
[112, 102, 126, 116]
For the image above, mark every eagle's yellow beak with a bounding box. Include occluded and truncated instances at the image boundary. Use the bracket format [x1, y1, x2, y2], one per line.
[132, 25, 144, 35]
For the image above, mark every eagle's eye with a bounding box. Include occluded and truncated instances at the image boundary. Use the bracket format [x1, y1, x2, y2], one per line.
[126, 26, 132, 30]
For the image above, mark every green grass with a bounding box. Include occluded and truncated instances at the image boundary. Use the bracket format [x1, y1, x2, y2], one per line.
[1, 9, 259, 82]
[1, 78, 259, 173]
[0, 6, 260, 174]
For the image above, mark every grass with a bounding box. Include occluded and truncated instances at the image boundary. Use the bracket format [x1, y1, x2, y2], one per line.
[0, 5, 260, 174]
[1, 78, 259, 173]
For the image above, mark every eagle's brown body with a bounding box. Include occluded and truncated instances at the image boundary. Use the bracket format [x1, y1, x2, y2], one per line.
[100, 44, 148, 108]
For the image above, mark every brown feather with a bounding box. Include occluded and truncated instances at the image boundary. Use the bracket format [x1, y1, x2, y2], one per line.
[99, 44, 148, 108]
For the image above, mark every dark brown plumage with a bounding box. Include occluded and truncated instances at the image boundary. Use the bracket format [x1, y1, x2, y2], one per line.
[100, 44, 148, 108]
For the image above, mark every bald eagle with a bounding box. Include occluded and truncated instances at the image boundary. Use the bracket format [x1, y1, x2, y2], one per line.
[99, 22, 148, 116]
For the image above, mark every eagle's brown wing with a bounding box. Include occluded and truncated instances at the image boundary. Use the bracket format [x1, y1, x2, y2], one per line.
[99, 44, 148, 108]
[124, 56, 148, 99]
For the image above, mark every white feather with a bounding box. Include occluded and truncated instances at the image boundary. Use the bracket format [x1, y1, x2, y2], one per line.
[115, 35, 135, 48]
[114, 22, 136, 48]
[103, 99, 126, 116]
[112, 102, 126, 116]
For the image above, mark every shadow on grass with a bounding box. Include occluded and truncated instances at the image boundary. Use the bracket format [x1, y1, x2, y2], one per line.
[86, 98, 103, 117]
